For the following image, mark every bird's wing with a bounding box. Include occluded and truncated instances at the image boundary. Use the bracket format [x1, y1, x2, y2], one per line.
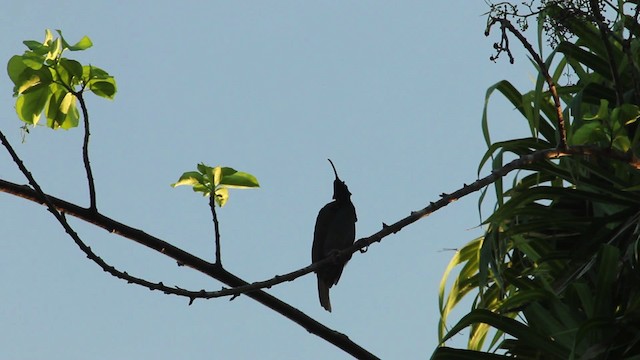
[312, 201, 337, 263]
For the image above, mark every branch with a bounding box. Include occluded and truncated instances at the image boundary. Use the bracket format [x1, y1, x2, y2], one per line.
[76, 91, 97, 211]
[174, 145, 640, 298]
[487, 18, 568, 149]
[0, 170, 378, 359]
[3, 137, 637, 357]
[9, 144, 633, 302]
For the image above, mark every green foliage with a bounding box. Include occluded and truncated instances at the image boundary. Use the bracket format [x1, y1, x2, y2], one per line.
[6, 29, 116, 129]
[435, 2, 640, 359]
[171, 163, 259, 207]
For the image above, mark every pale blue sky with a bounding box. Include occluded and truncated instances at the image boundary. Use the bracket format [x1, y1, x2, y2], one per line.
[0, 2, 534, 359]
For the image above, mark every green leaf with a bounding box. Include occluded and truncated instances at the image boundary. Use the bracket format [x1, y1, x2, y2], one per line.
[23, 40, 51, 56]
[88, 78, 117, 99]
[219, 168, 260, 188]
[571, 121, 607, 145]
[193, 183, 210, 195]
[197, 163, 211, 175]
[83, 65, 110, 79]
[56, 29, 92, 51]
[69, 36, 93, 51]
[22, 51, 45, 70]
[59, 58, 83, 84]
[583, 99, 609, 121]
[15, 86, 52, 125]
[7, 55, 27, 85]
[45, 37, 62, 61]
[612, 104, 640, 125]
[612, 134, 631, 152]
[556, 41, 611, 80]
[441, 309, 569, 358]
[171, 171, 206, 187]
[16, 71, 49, 95]
[45, 90, 79, 129]
[212, 166, 223, 186]
[43, 29, 53, 46]
[173, 164, 259, 206]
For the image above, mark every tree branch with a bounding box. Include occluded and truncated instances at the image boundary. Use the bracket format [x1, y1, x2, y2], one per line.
[4, 144, 637, 302]
[0, 146, 378, 359]
[487, 18, 568, 149]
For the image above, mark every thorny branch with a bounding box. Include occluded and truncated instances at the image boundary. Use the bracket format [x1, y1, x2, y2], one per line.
[2, 144, 637, 301]
[0, 130, 378, 360]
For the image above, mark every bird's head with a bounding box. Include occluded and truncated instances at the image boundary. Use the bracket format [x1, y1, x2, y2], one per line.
[328, 159, 351, 201]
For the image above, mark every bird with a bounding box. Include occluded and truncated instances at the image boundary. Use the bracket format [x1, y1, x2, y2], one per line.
[312, 159, 357, 312]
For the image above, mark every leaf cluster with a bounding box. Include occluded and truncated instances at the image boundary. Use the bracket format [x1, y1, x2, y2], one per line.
[436, 2, 640, 359]
[171, 163, 259, 207]
[6, 29, 116, 129]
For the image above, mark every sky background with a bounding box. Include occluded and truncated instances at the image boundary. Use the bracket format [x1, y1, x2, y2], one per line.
[0, 2, 536, 359]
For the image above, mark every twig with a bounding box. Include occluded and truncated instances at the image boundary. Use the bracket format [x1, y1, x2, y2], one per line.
[487, 18, 568, 150]
[210, 196, 222, 265]
[76, 91, 97, 211]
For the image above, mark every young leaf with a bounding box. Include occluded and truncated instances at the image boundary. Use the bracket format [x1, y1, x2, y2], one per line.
[219, 169, 260, 188]
[68, 36, 93, 51]
[215, 187, 229, 207]
[172, 164, 259, 206]
[56, 29, 93, 51]
[45, 37, 62, 61]
[171, 171, 205, 187]
[83, 65, 110, 79]
[43, 29, 53, 46]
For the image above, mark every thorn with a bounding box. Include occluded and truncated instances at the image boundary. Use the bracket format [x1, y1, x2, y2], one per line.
[188, 297, 195, 306]
[382, 222, 389, 228]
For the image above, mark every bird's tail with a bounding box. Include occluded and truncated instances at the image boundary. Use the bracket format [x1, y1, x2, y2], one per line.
[318, 279, 332, 312]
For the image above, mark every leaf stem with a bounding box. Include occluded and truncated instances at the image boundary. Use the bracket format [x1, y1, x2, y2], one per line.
[210, 195, 222, 265]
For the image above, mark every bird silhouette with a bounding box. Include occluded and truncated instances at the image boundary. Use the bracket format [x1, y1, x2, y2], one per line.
[312, 159, 357, 312]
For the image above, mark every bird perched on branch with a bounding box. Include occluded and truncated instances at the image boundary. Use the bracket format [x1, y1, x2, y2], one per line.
[312, 159, 357, 312]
